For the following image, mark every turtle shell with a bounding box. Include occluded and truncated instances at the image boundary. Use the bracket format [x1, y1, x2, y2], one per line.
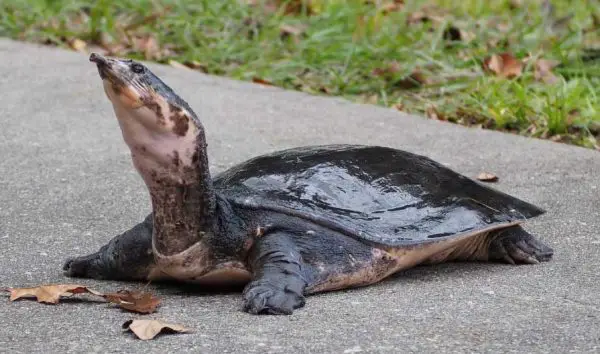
[214, 145, 545, 246]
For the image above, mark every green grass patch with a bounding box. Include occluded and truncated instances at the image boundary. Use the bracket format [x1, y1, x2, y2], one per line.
[1, 0, 599, 149]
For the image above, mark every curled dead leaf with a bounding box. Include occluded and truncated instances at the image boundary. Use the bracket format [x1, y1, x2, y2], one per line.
[426, 106, 446, 121]
[68, 38, 87, 52]
[104, 290, 161, 314]
[252, 77, 274, 86]
[372, 61, 401, 77]
[379, 0, 405, 14]
[184, 60, 208, 73]
[406, 6, 445, 25]
[393, 70, 428, 89]
[533, 58, 561, 84]
[280, 24, 307, 38]
[169, 60, 192, 70]
[476, 172, 499, 182]
[483, 53, 523, 79]
[123, 319, 191, 340]
[245, 0, 315, 16]
[392, 102, 405, 111]
[8, 284, 102, 304]
[132, 34, 160, 60]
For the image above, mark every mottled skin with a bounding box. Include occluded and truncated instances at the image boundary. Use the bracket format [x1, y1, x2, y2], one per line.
[63, 54, 553, 315]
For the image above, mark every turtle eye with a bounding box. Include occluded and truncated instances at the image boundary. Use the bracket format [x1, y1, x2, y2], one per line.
[131, 63, 145, 74]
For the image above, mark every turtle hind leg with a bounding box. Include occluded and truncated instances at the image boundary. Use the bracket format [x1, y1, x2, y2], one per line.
[62, 214, 156, 280]
[424, 225, 553, 265]
[487, 225, 554, 264]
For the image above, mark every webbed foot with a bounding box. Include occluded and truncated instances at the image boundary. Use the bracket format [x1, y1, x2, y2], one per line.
[63, 251, 108, 279]
[489, 226, 554, 264]
[243, 231, 309, 315]
[242, 280, 306, 315]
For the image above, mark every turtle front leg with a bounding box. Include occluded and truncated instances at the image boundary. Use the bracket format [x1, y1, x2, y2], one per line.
[62, 214, 156, 280]
[242, 228, 399, 315]
[242, 231, 308, 315]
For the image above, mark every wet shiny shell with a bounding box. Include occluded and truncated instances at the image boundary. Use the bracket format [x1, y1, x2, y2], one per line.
[213, 145, 544, 246]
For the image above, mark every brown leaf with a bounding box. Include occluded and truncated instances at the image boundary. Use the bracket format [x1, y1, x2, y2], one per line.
[533, 58, 560, 84]
[392, 102, 405, 111]
[123, 319, 191, 340]
[104, 290, 161, 314]
[68, 38, 87, 52]
[358, 94, 379, 105]
[184, 60, 208, 73]
[252, 77, 274, 86]
[8, 284, 102, 304]
[508, 0, 524, 9]
[280, 24, 307, 38]
[245, 0, 315, 16]
[483, 53, 523, 79]
[426, 106, 446, 121]
[379, 0, 405, 14]
[394, 69, 429, 89]
[406, 6, 445, 25]
[372, 61, 401, 77]
[132, 34, 160, 60]
[476, 172, 499, 182]
[168, 60, 192, 70]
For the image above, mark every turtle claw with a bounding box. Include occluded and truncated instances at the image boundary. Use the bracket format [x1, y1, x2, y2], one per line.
[62, 253, 107, 279]
[242, 281, 306, 315]
[489, 226, 554, 265]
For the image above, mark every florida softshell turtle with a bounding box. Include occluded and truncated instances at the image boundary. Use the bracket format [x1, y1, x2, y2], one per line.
[63, 54, 554, 315]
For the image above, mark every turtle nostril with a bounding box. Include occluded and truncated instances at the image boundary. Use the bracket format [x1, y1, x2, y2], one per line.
[89, 53, 107, 65]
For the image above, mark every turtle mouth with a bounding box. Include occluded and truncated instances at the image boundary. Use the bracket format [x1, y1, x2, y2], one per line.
[89, 53, 144, 109]
[90, 53, 115, 81]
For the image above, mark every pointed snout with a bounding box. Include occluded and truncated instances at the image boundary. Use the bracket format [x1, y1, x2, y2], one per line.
[89, 52, 108, 65]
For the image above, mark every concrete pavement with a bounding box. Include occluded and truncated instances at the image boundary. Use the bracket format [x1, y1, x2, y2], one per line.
[0, 38, 599, 353]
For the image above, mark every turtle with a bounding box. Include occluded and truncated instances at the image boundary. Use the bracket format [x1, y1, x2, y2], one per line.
[63, 53, 554, 315]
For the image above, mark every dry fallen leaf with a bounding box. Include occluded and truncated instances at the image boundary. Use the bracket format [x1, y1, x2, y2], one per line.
[477, 172, 499, 182]
[68, 38, 87, 52]
[392, 102, 405, 111]
[279, 23, 307, 38]
[6, 284, 161, 313]
[252, 77, 274, 86]
[245, 0, 315, 16]
[533, 58, 560, 84]
[123, 319, 191, 340]
[104, 290, 161, 314]
[8, 284, 102, 304]
[379, 0, 405, 14]
[184, 60, 208, 73]
[132, 34, 160, 60]
[168, 60, 192, 70]
[483, 53, 523, 79]
[396, 70, 428, 88]
[406, 6, 445, 25]
[372, 61, 401, 77]
[426, 106, 446, 121]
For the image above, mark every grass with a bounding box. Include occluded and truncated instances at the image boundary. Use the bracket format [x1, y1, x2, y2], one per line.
[1, 0, 599, 149]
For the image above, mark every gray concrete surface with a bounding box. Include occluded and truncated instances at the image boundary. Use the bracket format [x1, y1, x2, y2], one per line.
[0, 38, 599, 353]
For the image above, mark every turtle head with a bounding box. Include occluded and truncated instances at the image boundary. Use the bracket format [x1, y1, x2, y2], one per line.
[89, 53, 202, 170]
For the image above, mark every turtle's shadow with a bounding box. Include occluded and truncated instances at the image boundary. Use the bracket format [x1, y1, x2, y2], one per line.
[150, 262, 509, 297]
[151, 280, 245, 296]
